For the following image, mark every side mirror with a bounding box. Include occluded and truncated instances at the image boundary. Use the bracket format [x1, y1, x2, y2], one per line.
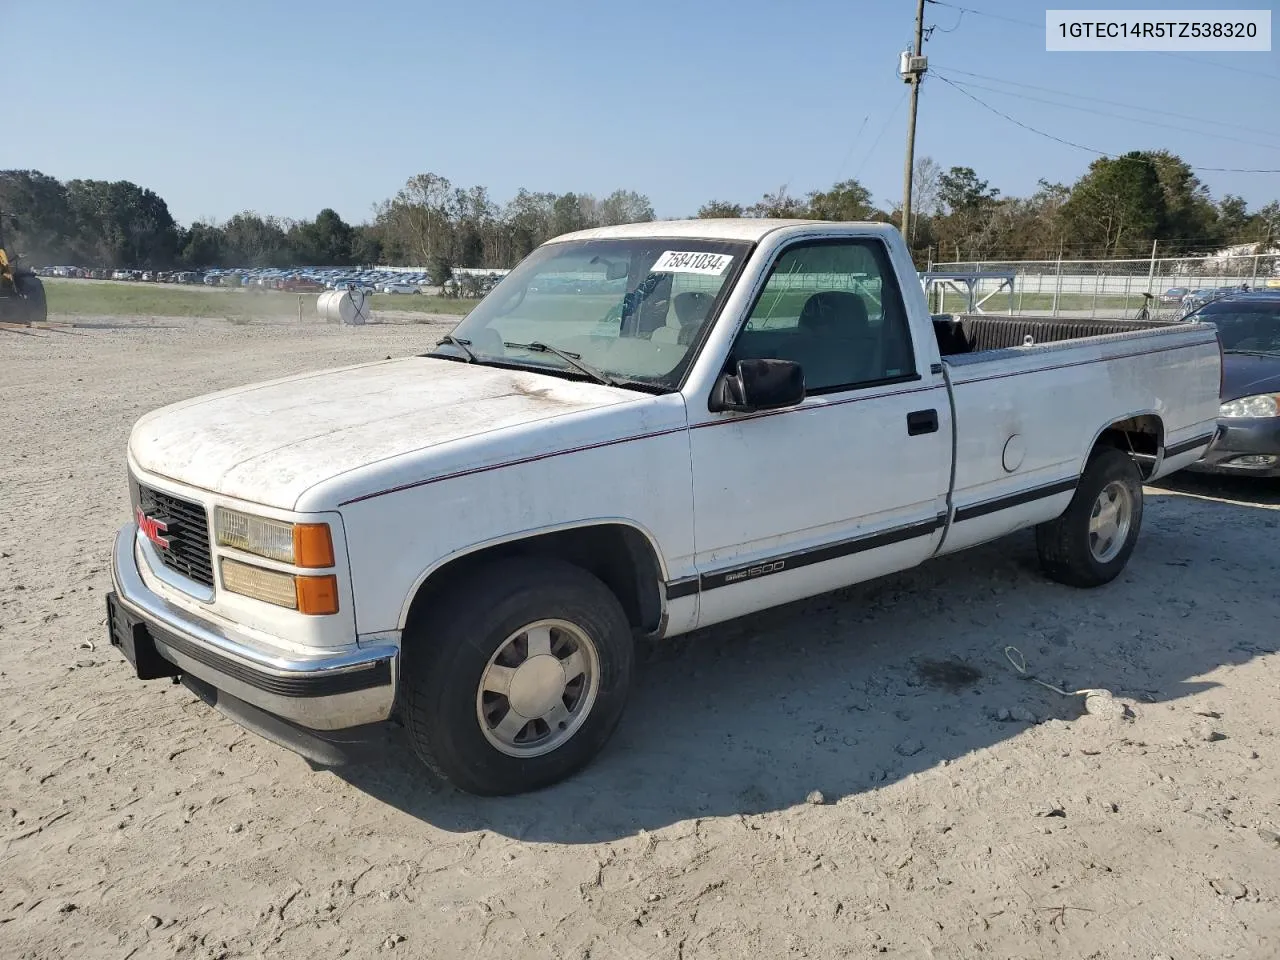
[709, 358, 805, 413]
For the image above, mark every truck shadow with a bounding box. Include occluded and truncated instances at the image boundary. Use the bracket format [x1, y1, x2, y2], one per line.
[335, 483, 1279, 844]
[1151, 470, 1280, 507]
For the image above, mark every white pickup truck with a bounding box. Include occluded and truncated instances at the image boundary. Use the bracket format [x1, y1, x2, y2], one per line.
[107, 219, 1223, 795]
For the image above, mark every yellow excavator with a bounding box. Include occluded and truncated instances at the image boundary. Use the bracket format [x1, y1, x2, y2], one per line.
[0, 211, 47, 325]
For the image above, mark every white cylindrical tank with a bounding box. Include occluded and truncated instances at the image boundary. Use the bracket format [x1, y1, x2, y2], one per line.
[317, 289, 371, 325]
[349, 288, 372, 325]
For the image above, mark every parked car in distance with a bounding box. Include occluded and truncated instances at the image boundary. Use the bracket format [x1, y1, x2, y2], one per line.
[280, 278, 326, 293]
[1185, 291, 1280, 477]
[326, 279, 375, 294]
[1181, 287, 1225, 316]
[380, 282, 420, 294]
[1160, 287, 1189, 304]
[106, 219, 1222, 795]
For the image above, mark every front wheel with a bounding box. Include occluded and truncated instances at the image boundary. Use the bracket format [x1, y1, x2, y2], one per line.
[1036, 447, 1144, 588]
[400, 557, 634, 795]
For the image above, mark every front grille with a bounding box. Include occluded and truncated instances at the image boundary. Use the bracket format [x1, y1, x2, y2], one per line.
[136, 485, 215, 588]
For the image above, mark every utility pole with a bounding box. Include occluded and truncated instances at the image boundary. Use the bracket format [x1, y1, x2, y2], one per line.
[900, 0, 928, 238]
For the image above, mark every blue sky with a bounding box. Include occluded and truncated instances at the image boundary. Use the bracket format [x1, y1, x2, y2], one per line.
[9, 0, 1279, 226]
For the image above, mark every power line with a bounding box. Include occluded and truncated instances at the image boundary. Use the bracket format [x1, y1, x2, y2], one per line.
[931, 66, 1280, 142]
[927, 6, 965, 34]
[936, 74, 1280, 154]
[923, 0, 1037, 29]
[923, 0, 1280, 83]
[1158, 50, 1280, 84]
[832, 114, 871, 182]
[930, 75, 1113, 154]
[931, 74, 1280, 174]
[853, 88, 909, 179]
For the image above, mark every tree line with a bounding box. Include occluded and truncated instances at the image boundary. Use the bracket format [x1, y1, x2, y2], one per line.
[2, 150, 1276, 273]
[699, 151, 1278, 263]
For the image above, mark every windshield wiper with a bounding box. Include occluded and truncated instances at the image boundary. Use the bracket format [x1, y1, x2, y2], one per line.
[1222, 349, 1278, 357]
[435, 335, 477, 362]
[502, 341, 619, 387]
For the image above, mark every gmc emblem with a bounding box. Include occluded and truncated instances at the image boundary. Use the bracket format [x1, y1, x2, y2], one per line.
[136, 507, 170, 549]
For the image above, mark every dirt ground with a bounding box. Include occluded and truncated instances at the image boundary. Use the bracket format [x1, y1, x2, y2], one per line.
[2, 313, 1279, 960]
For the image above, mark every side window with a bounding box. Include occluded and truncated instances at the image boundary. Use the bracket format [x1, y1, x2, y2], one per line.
[733, 240, 917, 393]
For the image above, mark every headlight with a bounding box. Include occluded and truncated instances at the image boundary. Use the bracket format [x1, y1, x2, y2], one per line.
[214, 507, 335, 568]
[220, 559, 340, 615]
[1220, 394, 1280, 418]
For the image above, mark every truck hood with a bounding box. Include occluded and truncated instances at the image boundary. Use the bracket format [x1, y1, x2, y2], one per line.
[129, 357, 640, 509]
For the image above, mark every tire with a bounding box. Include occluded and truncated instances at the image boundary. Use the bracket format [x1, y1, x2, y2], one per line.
[15, 274, 47, 324]
[401, 557, 634, 795]
[1036, 446, 1144, 588]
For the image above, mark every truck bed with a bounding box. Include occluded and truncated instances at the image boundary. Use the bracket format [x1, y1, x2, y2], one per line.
[923, 311, 1221, 559]
[932, 314, 1182, 356]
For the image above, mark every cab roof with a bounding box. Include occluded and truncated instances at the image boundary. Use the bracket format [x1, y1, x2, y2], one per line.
[545, 218, 898, 245]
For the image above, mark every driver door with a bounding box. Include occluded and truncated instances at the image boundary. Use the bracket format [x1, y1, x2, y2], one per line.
[687, 237, 952, 628]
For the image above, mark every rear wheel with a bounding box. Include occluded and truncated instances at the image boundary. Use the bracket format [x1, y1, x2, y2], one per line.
[400, 557, 634, 795]
[15, 274, 46, 324]
[1036, 447, 1144, 588]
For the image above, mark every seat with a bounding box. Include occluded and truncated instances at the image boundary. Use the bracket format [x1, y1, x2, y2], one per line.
[626, 273, 673, 338]
[789, 291, 883, 387]
[652, 291, 714, 345]
[798, 291, 870, 337]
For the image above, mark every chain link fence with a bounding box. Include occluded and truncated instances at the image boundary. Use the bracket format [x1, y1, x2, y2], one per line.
[927, 251, 1280, 318]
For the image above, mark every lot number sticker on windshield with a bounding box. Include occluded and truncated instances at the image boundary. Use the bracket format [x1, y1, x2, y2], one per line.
[651, 251, 734, 275]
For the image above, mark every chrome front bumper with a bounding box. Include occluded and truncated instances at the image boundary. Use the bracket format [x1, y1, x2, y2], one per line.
[108, 523, 397, 731]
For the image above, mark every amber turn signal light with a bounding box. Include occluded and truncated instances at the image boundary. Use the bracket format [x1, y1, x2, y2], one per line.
[293, 523, 335, 569]
[295, 574, 340, 616]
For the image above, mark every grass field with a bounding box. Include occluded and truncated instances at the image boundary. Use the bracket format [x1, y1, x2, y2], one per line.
[43, 280, 475, 319]
[41, 279, 1174, 325]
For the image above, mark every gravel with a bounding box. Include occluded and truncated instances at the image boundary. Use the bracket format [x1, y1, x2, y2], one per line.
[2, 313, 1279, 959]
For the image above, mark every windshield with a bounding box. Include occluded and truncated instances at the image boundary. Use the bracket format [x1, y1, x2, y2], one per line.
[432, 238, 752, 390]
[1192, 301, 1280, 355]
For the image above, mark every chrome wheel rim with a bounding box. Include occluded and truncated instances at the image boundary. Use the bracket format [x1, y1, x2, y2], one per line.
[476, 619, 600, 758]
[1088, 481, 1133, 563]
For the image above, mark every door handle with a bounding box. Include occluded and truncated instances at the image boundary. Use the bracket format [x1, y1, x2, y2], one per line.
[906, 409, 939, 436]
